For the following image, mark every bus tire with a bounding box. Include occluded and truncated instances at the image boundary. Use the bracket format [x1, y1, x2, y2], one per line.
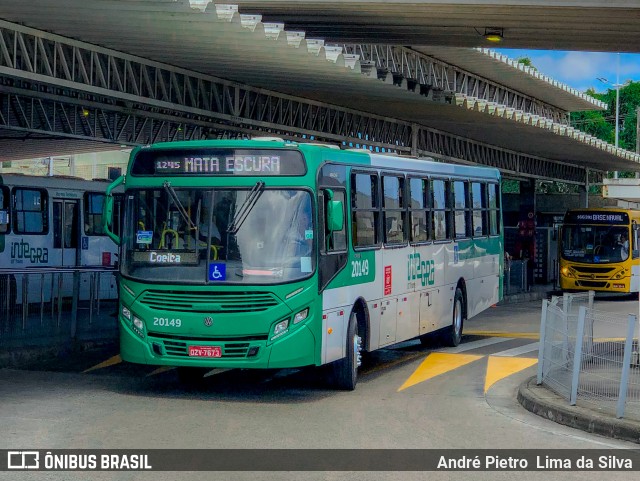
[443, 288, 464, 347]
[330, 311, 361, 391]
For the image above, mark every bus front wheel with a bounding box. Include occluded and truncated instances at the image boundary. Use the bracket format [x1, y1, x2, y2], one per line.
[443, 288, 464, 347]
[330, 311, 362, 391]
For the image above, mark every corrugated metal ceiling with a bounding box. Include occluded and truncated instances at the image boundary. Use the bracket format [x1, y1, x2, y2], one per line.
[231, 0, 640, 53]
[0, 0, 636, 173]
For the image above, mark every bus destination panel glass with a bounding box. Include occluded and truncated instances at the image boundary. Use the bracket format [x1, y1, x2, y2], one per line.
[564, 211, 629, 225]
[131, 149, 306, 176]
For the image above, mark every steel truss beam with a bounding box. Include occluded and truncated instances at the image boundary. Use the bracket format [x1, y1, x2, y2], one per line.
[340, 44, 569, 124]
[0, 19, 592, 183]
[414, 129, 593, 185]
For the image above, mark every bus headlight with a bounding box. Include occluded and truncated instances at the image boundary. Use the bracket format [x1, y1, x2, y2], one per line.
[293, 308, 309, 324]
[613, 269, 626, 280]
[121, 306, 131, 320]
[561, 267, 574, 278]
[274, 319, 289, 335]
[132, 316, 145, 338]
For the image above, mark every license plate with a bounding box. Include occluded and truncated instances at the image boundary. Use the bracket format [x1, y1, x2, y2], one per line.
[188, 346, 222, 358]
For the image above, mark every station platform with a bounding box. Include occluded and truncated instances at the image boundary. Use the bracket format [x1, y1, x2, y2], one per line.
[519, 377, 640, 444]
[512, 285, 640, 444]
[500, 282, 557, 305]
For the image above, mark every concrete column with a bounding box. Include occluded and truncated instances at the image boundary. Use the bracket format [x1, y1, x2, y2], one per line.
[411, 124, 418, 157]
[518, 179, 536, 219]
[517, 179, 536, 287]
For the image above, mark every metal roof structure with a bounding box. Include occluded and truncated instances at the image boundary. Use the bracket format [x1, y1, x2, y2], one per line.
[231, 0, 640, 53]
[0, 0, 638, 180]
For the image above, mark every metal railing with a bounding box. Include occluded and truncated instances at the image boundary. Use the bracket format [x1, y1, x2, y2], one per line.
[0, 267, 119, 351]
[504, 259, 529, 295]
[538, 291, 640, 419]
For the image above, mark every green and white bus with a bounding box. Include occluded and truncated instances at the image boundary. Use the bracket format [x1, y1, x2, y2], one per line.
[103, 139, 503, 390]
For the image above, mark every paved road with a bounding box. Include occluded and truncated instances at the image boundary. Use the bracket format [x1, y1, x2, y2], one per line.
[1, 297, 639, 481]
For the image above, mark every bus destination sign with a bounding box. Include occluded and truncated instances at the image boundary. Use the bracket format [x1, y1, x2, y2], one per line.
[132, 149, 306, 176]
[564, 211, 629, 225]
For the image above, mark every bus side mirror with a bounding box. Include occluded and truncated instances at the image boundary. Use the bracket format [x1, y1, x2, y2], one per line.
[327, 200, 344, 232]
[103, 175, 124, 245]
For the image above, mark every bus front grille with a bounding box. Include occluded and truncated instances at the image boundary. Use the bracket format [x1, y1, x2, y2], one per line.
[576, 280, 609, 288]
[140, 290, 279, 313]
[572, 266, 615, 274]
[159, 339, 251, 358]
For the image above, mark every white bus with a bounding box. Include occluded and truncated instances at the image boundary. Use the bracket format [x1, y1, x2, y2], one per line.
[0, 173, 120, 305]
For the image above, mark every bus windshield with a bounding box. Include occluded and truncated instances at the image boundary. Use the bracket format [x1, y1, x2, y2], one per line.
[561, 224, 629, 263]
[122, 188, 314, 284]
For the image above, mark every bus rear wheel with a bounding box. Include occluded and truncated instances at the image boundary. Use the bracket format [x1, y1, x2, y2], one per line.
[330, 311, 362, 391]
[443, 288, 464, 347]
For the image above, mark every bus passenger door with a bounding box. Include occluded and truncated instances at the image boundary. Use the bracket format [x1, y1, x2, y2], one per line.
[53, 199, 79, 267]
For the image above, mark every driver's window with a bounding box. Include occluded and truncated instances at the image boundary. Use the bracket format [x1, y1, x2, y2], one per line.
[324, 190, 347, 253]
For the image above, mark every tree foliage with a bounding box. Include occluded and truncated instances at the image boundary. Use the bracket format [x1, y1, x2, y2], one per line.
[571, 81, 640, 152]
[516, 57, 537, 70]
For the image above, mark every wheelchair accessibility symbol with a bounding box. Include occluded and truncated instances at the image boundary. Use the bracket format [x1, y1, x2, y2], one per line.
[208, 263, 226, 281]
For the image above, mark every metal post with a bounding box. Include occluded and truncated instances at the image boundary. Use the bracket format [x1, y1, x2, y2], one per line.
[89, 273, 95, 325]
[562, 292, 570, 366]
[411, 124, 418, 157]
[21, 275, 29, 331]
[537, 299, 548, 385]
[39, 273, 45, 326]
[570, 305, 587, 406]
[616, 313, 637, 418]
[585, 168, 589, 208]
[584, 291, 595, 359]
[56, 273, 63, 328]
[636, 106, 640, 155]
[615, 53, 620, 150]
[4, 276, 10, 330]
[96, 272, 101, 316]
[70, 271, 79, 339]
[50, 273, 55, 320]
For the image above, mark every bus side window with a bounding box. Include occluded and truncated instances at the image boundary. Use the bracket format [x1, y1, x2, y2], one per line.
[351, 172, 380, 248]
[431, 179, 449, 241]
[0, 186, 9, 234]
[13, 188, 47, 234]
[84, 193, 105, 236]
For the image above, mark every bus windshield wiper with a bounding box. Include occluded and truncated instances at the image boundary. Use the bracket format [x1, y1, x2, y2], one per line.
[227, 181, 265, 234]
[163, 181, 196, 231]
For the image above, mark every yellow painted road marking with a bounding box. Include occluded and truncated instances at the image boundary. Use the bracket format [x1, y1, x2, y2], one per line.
[146, 366, 175, 377]
[363, 352, 425, 376]
[466, 330, 539, 340]
[82, 354, 122, 373]
[398, 352, 483, 391]
[484, 356, 537, 393]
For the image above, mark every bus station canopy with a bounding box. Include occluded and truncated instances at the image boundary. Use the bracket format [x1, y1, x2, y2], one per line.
[0, 0, 638, 175]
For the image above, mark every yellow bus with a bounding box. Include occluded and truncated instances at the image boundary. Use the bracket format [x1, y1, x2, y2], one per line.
[559, 208, 640, 294]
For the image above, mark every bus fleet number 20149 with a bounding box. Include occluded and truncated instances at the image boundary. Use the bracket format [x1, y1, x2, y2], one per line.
[153, 317, 182, 328]
[351, 259, 370, 278]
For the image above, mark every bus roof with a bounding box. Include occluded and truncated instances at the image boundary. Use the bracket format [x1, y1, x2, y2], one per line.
[131, 139, 501, 181]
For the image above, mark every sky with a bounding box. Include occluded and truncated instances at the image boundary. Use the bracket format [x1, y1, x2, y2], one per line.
[494, 49, 640, 94]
